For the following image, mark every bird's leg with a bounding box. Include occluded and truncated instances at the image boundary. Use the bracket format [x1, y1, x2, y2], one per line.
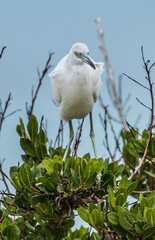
[63, 120, 74, 161]
[89, 112, 101, 189]
[89, 112, 97, 159]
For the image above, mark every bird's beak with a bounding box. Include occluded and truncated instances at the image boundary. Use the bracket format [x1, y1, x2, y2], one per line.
[80, 54, 96, 70]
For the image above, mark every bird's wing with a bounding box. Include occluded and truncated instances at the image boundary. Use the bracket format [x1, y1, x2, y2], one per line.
[95, 62, 104, 74]
[92, 62, 104, 102]
[49, 55, 68, 105]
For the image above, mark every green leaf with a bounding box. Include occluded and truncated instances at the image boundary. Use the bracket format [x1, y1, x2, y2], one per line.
[108, 186, 116, 208]
[25, 221, 35, 232]
[0, 218, 11, 234]
[126, 233, 136, 240]
[108, 212, 119, 225]
[16, 117, 26, 137]
[84, 171, 97, 188]
[150, 137, 155, 155]
[63, 192, 68, 198]
[91, 209, 100, 225]
[134, 223, 143, 235]
[60, 219, 75, 229]
[19, 163, 32, 185]
[127, 181, 138, 195]
[89, 203, 97, 213]
[101, 171, 114, 189]
[45, 177, 57, 191]
[43, 157, 54, 174]
[71, 168, 80, 186]
[38, 128, 47, 144]
[77, 208, 89, 223]
[115, 164, 125, 177]
[143, 227, 155, 239]
[37, 144, 47, 160]
[148, 196, 155, 209]
[91, 232, 100, 240]
[20, 137, 36, 157]
[27, 114, 38, 143]
[144, 207, 155, 226]
[140, 195, 148, 212]
[77, 208, 94, 226]
[10, 166, 19, 180]
[103, 158, 109, 173]
[3, 225, 20, 240]
[119, 211, 136, 231]
[112, 224, 126, 237]
[131, 139, 145, 152]
[119, 175, 129, 189]
[34, 203, 53, 219]
[145, 170, 155, 178]
[116, 193, 126, 206]
[16, 125, 23, 137]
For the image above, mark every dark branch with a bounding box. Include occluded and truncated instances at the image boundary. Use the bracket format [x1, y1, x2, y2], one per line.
[73, 119, 84, 157]
[129, 47, 154, 180]
[54, 120, 64, 148]
[123, 73, 150, 90]
[0, 46, 7, 59]
[26, 52, 54, 119]
[0, 163, 10, 193]
[136, 97, 151, 111]
[0, 93, 11, 132]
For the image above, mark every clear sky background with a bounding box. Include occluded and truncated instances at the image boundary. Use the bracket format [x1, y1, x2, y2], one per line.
[0, 0, 155, 183]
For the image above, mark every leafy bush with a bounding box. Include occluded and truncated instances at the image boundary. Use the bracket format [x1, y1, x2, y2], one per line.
[0, 115, 155, 240]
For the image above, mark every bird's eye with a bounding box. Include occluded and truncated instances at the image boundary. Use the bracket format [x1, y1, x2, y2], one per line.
[74, 51, 81, 58]
[74, 51, 78, 56]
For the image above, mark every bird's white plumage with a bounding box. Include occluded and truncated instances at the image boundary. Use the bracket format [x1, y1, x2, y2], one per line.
[49, 42, 104, 121]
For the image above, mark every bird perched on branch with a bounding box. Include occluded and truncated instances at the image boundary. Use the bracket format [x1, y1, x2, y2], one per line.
[49, 42, 104, 160]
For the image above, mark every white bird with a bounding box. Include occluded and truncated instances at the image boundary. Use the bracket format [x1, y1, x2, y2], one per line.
[49, 42, 104, 160]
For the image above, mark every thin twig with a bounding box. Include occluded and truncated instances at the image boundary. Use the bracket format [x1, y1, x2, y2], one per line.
[99, 111, 114, 161]
[54, 120, 64, 148]
[26, 52, 54, 119]
[123, 73, 150, 90]
[132, 190, 152, 194]
[0, 93, 11, 131]
[136, 97, 151, 111]
[128, 47, 154, 180]
[4, 109, 21, 119]
[0, 46, 6, 59]
[95, 18, 128, 130]
[73, 119, 84, 157]
[0, 163, 10, 193]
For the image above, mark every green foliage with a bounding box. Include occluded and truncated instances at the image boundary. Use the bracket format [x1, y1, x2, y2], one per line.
[121, 129, 155, 192]
[1, 115, 155, 240]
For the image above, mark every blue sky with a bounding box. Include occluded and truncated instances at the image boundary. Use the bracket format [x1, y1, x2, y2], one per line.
[0, 0, 155, 179]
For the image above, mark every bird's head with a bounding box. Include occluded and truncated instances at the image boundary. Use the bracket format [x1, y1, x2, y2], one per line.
[69, 42, 96, 70]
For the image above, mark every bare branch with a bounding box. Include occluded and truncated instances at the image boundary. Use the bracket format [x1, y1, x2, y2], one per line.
[95, 18, 128, 130]
[0, 46, 7, 59]
[149, 62, 155, 71]
[26, 52, 54, 119]
[118, 74, 123, 104]
[128, 47, 154, 180]
[4, 109, 21, 119]
[123, 73, 150, 90]
[132, 190, 153, 194]
[136, 97, 151, 111]
[99, 111, 114, 161]
[0, 93, 11, 131]
[54, 120, 64, 148]
[73, 118, 84, 157]
[0, 163, 10, 193]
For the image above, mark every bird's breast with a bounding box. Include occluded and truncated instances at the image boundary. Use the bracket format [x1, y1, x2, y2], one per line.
[59, 70, 95, 121]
